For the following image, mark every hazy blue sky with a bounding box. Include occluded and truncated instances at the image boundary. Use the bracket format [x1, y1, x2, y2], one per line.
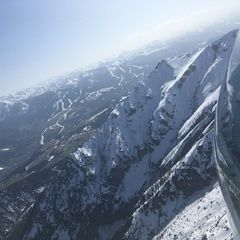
[1, 0, 240, 96]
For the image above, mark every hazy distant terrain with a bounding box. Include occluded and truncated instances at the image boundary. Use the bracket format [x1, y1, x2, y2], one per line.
[0, 20, 240, 239]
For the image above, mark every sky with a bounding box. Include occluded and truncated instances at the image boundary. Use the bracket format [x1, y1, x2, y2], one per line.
[1, 0, 240, 96]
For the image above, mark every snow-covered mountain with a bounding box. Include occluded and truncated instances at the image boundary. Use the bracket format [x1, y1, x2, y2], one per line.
[1, 27, 240, 240]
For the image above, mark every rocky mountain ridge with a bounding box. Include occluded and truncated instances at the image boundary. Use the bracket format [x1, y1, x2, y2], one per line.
[0, 29, 239, 240]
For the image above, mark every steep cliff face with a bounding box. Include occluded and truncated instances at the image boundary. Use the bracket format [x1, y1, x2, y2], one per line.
[7, 30, 236, 240]
[0, 29, 203, 240]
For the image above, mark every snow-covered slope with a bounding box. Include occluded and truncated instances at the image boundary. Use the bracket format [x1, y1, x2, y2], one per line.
[3, 27, 231, 240]
[0, 28, 207, 240]
[0, 33, 198, 177]
[3, 30, 236, 240]
[153, 184, 232, 240]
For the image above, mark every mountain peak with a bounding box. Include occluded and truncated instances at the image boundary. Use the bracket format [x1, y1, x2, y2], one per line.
[155, 59, 173, 70]
[2, 29, 239, 240]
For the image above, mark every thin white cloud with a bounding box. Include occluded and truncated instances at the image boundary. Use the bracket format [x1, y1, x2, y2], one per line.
[122, 2, 240, 51]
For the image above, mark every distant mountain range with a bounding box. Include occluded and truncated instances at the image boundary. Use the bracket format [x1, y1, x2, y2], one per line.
[0, 20, 240, 239]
